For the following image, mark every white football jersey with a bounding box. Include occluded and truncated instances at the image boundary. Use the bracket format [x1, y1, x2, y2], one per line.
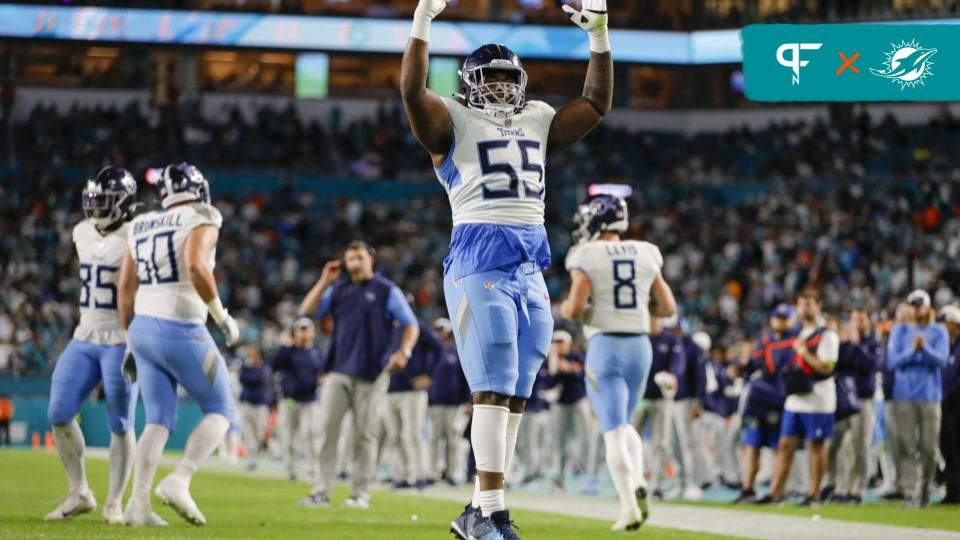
[436, 97, 556, 226]
[72, 220, 129, 345]
[128, 203, 222, 325]
[565, 240, 664, 339]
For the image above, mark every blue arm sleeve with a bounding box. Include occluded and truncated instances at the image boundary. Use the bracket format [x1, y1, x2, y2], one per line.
[313, 288, 334, 318]
[886, 326, 914, 370]
[920, 327, 950, 368]
[386, 286, 417, 326]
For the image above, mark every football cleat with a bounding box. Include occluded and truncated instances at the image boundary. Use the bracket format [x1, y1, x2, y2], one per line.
[343, 494, 370, 509]
[102, 499, 124, 525]
[490, 510, 520, 540]
[123, 497, 169, 527]
[44, 489, 97, 521]
[155, 476, 206, 526]
[450, 503, 480, 539]
[298, 493, 331, 508]
[636, 486, 650, 525]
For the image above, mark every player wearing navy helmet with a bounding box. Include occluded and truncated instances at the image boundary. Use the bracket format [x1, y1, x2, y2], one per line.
[118, 163, 239, 526]
[45, 166, 139, 525]
[561, 194, 677, 531]
[402, 0, 612, 537]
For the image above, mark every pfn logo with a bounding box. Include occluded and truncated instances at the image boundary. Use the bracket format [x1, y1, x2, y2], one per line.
[776, 43, 823, 85]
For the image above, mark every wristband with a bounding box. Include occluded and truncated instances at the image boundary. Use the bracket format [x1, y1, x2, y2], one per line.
[411, 13, 432, 42]
[206, 297, 229, 324]
[588, 26, 610, 54]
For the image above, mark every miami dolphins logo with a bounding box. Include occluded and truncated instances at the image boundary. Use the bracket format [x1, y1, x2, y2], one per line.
[870, 39, 937, 89]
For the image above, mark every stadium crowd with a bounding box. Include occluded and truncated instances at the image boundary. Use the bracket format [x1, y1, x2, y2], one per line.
[1, 100, 959, 508]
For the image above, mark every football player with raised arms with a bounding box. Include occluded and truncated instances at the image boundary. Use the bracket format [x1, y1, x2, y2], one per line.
[45, 166, 139, 525]
[560, 195, 677, 531]
[401, 0, 612, 536]
[117, 163, 240, 526]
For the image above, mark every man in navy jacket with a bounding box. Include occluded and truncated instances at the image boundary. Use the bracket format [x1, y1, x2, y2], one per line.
[238, 346, 272, 471]
[938, 305, 960, 505]
[427, 318, 471, 486]
[825, 309, 881, 503]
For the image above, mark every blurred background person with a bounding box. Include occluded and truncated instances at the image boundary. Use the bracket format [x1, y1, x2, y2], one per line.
[545, 330, 589, 491]
[824, 309, 881, 503]
[237, 345, 272, 472]
[938, 305, 960, 505]
[271, 318, 324, 482]
[887, 290, 950, 508]
[669, 318, 709, 500]
[633, 316, 685, 499]
[427, 318, 471, 486]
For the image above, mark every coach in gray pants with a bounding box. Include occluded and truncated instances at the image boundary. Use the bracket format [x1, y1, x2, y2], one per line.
[297, 241, 419, 509]
[887, 290, 950, 508]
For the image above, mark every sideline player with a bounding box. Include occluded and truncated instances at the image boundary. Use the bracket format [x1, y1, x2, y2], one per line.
[118, 163, 240, 526]
[45, 167, 139, 524]
[560, 195, 676, 531]
[401, 0, 612, 535]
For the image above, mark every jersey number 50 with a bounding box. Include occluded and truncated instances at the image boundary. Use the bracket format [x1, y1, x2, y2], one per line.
[477, 139, 544, 200]
[134, 231, 179, 285]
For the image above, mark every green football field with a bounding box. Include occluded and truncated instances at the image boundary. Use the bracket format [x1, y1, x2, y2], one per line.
[0, 450, 731, 540]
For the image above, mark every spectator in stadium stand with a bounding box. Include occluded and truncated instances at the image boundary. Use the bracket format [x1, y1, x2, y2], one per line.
[297, 241, 419, 509]
[886, 289, 950, 508]
[937, 305, 960, 505]
[824, 309, 882, 503]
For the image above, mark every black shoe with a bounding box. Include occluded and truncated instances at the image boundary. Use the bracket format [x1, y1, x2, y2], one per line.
[919, 490, 931, 508]
[881, 491, 904, 501]
[337, 471, 349, 481]
[700, 481, 715, 491]
[796, 495, 821, 508]
[937, 496, 960, 505]
[734, 490, 757, 504]
[845, 494, 862, 505]
[754, 494, 784, 505]
[490, 510, 521, 540]
[827, 492, 848, 503]
[393, 480, 415, 490]
[819, 484, 835, 501]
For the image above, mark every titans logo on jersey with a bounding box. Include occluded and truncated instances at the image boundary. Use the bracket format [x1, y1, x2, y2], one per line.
[565, 240, 664, 338]
[128, 202, 223, 325]
[72, 220, 130, 345]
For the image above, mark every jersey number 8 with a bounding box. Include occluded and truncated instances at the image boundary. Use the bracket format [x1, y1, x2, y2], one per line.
[612, 260, 637, 310]
[134, 231, 180, 285]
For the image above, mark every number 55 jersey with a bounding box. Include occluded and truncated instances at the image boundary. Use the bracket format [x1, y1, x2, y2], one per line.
[565, 240, 663, 339]
[436, 96, 556, 280]
[128, 203, 223, 324]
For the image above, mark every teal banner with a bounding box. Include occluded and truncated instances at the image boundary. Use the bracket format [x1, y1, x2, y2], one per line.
[742, 24, 958, 101]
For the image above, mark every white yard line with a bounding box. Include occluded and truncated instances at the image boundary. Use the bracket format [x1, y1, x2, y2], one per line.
[84, 449, 960, 540]
[409, 485, 960, 540]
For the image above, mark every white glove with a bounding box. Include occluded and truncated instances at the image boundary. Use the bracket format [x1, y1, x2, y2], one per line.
[207, 297, 241, 346]
[653, 371, 678, 399]
[121, 341, 137, 384]
[220, 315, 241, 347]
[411, 0, 447, 41]
[562, 0, 610, 53]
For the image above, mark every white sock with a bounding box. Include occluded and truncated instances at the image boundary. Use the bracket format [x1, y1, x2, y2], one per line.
[504, 413, 523, 477]
[170, 414, 230, 488]
[622, 424, 648, 490]
[107, 431, 135, 503]
[53, 420, 88, 494]
[131, 424, 170, 503]
[470, 405, 509, 516]
[476, 488, 506, 517]
[604, 428, 639, 516]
